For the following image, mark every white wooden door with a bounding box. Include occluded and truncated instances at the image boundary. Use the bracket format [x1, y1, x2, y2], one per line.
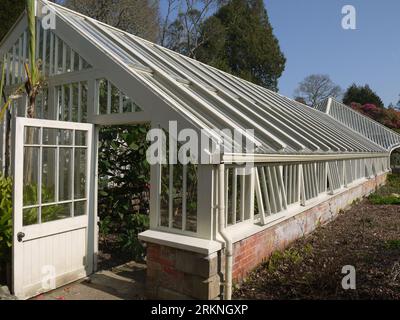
[12, 117, 96, 299]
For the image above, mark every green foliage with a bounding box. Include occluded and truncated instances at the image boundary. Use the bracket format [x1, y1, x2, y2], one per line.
[196, 0, 286, 91]
[343, 84, 384, 108]
[0, 176, 12, 264]
[98, 125, 150, 259]
[368, 194, 400, 205]
[118, 213, 149, 260]
[267, 244, 313, 272]
[368, 174, 400, 205]
[385, 239, 400, 250]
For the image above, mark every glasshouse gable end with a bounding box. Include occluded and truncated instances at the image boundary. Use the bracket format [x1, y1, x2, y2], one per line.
[1, 0, 399, 300]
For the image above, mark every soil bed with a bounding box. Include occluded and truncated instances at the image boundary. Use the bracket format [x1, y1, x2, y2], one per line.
[234, 176, 400, 300]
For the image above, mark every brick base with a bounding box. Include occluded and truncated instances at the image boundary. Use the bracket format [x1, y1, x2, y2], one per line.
[144, 173, 387, 299]
[145, 244, 222, 300]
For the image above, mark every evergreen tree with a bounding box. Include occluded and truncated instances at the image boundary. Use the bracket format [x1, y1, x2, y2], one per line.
[0, 0, 25, 42]
[343, 84, 384, 108]
[196, 0, 286, 91]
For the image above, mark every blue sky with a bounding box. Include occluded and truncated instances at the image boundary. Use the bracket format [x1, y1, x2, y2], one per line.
[265, 0, 399, 106]
[161, 0, 399, 106]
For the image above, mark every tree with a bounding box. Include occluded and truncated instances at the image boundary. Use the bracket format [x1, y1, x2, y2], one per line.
[294, 74, 342, 107]
[195, 0, 286, 91]
[342, 84, 384, 109]
[0, 0, 25, 42]
[159, 0, 220, 58]
[65, 0, 160, 42]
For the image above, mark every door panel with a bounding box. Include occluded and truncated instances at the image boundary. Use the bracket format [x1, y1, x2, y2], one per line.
[12, 117, 95, 299]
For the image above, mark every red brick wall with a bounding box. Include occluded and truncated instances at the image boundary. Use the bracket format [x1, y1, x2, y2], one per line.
[232, 174, 387, 282]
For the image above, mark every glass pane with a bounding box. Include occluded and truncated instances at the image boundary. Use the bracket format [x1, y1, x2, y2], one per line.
[74, 149, 87, 199]
[81, 82, 88, 122]
[122, 95, 132, 113]
[98, 79, 107, 115]
[186, 164, 197, 232]
[74, 201, 87, 216]
[59, 148, 72, 201]
[72, 82, 79, 122]
[73, 52, 79, 71]
[57, 37, 63, 74]
[42, 203, 72, 223]
[23, 207, 38, 226]
[66, 46, 71, 72]
[172, 164, 183, 230]
[75, 131, 87, 146]
[160, 164, 169, 227]
[59, 129, 72, 145]
[42, 147, 56, 204]
[24, 127, 40, 144]
[23, 147, 39, 206]
[43, 128, 58, 145]
[63, 84, 70, 121]
[111, 84, 120, 113]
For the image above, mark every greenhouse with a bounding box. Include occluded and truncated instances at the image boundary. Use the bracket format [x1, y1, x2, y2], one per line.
[1, 0, 399, 300]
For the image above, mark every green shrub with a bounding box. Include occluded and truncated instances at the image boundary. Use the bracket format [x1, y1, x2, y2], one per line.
[0, 176, 12, 264]
[118, 213, 149, 261]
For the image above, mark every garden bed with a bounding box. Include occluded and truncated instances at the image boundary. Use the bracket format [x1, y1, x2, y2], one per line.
[234, 174, 400, 300]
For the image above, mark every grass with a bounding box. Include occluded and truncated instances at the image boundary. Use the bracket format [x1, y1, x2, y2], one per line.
[368, 174, 400, 205]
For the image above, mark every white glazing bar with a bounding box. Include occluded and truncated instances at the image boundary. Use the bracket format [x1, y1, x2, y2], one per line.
[54, 36, 59, 75]
[78, 82, 82, 123]
[22, 32, 27, 81]
[61, 86, 65, 121]
[71, 130, 75, 217]
[70, 50, 75, 72]
[277, 165, 287, 210]
[49, 33, 54, 75]
[271, 165, 282, 212]
[182, 165, 187, 231]
[107, 81, 111, 114]
[232, 168, 237, 224]
[69, 84, 73, 121]
[240, 174, 245, 221]
[266, 166, 277, 213]
[42, 29, 47, 75]
[62, 41, 67, 73]
[259, 167, 271, 215]
[168, 164, 173, 229]
[224, 168, 229, 227]
[119, 91, 123, 114]
[299, 164, 306, 206]
[255, 168, 266, 224]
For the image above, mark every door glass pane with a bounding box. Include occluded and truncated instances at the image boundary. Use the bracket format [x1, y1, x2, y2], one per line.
[43, 128, 58, 145]
[42, 203, 71, 223]
[23, 147, 40, 206]
[74, 201, 86, 216]
[74, 149, 86, 199]
[42, 147, 56, 203]
[23, 207, 38, 226]
[24, 127, 40, 144]
[59, 129, 72, 145]
[59, 148, 72, 201]
[75, 131, 87, 146]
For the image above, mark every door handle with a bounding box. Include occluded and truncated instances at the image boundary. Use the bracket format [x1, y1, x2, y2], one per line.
[17, 232, 25, 242]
